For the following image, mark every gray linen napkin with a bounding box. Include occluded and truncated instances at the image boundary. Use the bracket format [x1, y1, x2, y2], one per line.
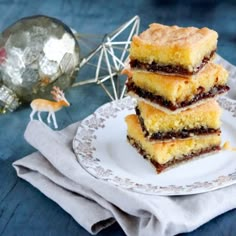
[13, 120, 236, 236]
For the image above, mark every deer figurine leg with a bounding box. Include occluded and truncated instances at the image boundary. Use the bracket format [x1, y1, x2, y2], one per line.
[37, 111, 43, 122]
[47, 112, 52, 124]
[51, 112, 58, 129]
[30, 110, 36, 120]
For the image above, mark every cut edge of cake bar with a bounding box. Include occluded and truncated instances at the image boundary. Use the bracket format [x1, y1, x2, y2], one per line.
[125, 114, 221, 173]
[125, 62, 229, 113]
[135, 100, 221, 141]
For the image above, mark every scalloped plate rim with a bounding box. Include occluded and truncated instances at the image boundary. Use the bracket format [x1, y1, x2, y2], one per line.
[72, 96, 236, 196]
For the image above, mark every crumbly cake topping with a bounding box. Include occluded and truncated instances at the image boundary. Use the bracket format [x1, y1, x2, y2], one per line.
[136, 23, 218, 47]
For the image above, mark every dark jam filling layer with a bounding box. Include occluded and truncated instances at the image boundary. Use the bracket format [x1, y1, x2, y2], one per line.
[127, 135, 220, 173]
[126, 80, 229, 111]
[130, 50, 216, 75]
[135, 106, 221, 140]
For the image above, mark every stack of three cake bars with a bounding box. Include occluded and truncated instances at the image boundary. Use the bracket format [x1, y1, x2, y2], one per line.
[125, 23, 229, 173]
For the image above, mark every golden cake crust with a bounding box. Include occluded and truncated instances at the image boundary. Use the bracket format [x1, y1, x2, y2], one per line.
[134, 23, 217, 47]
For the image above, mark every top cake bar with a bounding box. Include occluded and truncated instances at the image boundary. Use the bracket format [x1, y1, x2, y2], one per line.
[130, 23, 218, 75]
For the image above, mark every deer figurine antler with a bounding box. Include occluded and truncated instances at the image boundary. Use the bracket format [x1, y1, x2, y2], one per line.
[30, 86, 70, 129]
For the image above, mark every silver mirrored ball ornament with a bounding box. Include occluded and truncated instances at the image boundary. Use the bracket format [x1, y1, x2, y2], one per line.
[0, 15, 80, 113]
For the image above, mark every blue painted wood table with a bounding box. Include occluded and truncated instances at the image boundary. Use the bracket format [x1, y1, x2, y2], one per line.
[0, 0, 236, 235]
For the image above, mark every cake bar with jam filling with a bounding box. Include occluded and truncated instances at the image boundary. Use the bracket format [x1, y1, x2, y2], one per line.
[136, 100, 221, 141]
[126, 62, 229, 113]
[130, 23, 218, 76]
[125, 114, 221, 173]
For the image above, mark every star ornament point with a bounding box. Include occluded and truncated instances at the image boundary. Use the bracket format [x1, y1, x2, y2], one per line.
[73, 16, 140, 100]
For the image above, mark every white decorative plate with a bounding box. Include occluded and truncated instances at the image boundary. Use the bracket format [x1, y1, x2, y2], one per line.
[73, 96, 236, 196]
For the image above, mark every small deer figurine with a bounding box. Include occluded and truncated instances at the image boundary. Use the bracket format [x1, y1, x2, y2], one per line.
[30, 86, 70, 129]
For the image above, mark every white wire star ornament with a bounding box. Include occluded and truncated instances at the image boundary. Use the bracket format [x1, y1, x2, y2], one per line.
[73, 16, 140, 100]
